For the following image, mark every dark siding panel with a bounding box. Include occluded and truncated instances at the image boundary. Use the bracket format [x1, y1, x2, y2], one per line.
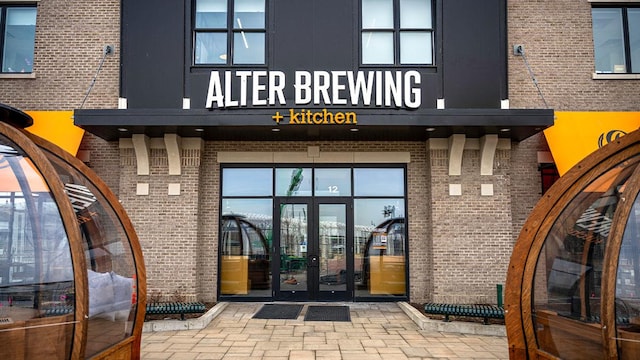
[122, 0, 184, 108]
[442, 0, 505, 108]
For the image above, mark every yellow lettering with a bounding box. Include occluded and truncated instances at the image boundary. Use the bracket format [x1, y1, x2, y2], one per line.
[346, 112, 357, 124]
[334, 112, 345, 124]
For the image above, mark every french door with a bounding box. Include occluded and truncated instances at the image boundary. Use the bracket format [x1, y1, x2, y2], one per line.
[274, 198, 353, 301]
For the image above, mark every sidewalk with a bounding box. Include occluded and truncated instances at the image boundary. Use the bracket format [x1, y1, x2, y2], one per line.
[140, 302, 509, 359]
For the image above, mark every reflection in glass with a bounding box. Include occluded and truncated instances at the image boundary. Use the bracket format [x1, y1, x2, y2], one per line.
[314, 168, 351, 197]
[362, 32, 394, 65]
[279, 204, 308, 292]
[222, 168, 272, 196]
[220, 199, 272, 297]
[234, 0, 265, 29]
[629, 9, 640, 73]
[45, 148, 138, 357]
[592, 8, 626, 73]
[616, 192, 640, 358]
[354, 168, 404, 196]
[276, 168, 311, 196]
[233, 32, 265, 64]
[195, 0, 227, 28]
[0, 137, 74, 358]
[532, 158, 640, 359]
[354, 199, 406, 297]
[400, 0, 432, 29]
[318, 204, 347, 292]
[362, 0, 393, 28]
[195, 32, 227, 65]
[2, 7, 37, 73]
[400, 32, 432, 64]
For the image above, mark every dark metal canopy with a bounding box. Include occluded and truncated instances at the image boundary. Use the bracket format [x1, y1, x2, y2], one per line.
[74, 108, 554, 142]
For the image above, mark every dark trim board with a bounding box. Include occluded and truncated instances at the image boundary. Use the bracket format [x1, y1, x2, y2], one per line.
[74, 108, 553, 142]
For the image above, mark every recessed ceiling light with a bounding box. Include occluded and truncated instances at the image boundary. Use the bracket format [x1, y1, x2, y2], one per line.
[117, 128, 128, 132]
[426, 127, 436, 132]
[350, 128, 359, 132]
[271, 128, 280, 132]
[500, 128, 510, 132]
[195, 128, 204, 132]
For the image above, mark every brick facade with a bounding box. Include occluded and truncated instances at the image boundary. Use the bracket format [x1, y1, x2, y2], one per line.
[0, 0, 638, 304]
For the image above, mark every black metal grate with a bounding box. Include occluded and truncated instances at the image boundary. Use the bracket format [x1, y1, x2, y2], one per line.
[252, 304, 303, 319]
[303, 306, 351, 322]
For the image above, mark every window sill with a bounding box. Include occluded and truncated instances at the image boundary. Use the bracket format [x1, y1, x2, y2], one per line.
[0, 73, 36, 79]
[592, 73, 640, 80]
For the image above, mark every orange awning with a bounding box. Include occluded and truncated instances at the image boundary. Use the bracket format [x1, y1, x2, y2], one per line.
[25, 111, 85, 156]
[544, 112, 640, 176]
[0, 156, 49, 193]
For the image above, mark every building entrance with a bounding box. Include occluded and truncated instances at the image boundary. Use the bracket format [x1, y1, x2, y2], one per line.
[274, 199, 352, 301]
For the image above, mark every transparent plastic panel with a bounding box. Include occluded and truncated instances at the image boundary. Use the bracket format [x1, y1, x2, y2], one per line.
[44, 150, 138, 357]
[0, 135, 74, 359]
[533, 157, 640, 359]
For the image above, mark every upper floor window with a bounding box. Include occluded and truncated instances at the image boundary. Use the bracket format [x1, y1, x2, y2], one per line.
[592, 6, 640, 74]
[361, 0, 433, 65]
[194, 0, 265, 66]
[0, 5, 37, 73]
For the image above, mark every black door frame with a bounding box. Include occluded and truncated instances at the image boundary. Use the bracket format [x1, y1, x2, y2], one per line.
[273, 197, 353, 301]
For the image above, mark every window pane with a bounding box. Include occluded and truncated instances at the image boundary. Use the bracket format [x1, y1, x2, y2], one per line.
[314, 168, 351, 196]
[2, 8, 36, 73]
[400, 31, 432, 64]
[362, 0, 393, 29]
[629, 9, 640, 73]
[233, 32, 265, 64]
[592, 8, 626, 73]
[220, 199, 272, 296]
[195, 32, 227, 64]
[362, 32, 394, 64]
[354, 168, 404, 196]
[276, 168, 312, 196]
[222, 168, 272, 196]
[196, 0, 227, 28]
[400, 0, 431, 29]
[354, 199, 405, 298]
[234, 0, 265, 29]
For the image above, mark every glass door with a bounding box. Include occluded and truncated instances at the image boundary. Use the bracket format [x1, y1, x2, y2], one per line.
[274, 199, 352, 301]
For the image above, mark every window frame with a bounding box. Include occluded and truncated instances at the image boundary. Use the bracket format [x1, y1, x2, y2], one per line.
[192, 0, 267, 67]
[360, 0, 434, 66]
[591, 4, 640, 75]
[0, 3, 37, 75]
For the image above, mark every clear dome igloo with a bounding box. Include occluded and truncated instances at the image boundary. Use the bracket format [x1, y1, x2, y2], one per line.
[0, 104, 146, 359]
[506, 128, 640, 359]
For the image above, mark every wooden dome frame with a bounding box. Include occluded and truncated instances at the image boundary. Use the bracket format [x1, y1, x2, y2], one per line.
[0, 106, 146, 359]
[506, 128, 640, 359]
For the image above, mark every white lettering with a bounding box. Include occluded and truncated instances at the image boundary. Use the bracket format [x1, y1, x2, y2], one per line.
[269, 71, 286, 105]
[331, 71, 347, 105]
[347, 71, 374, 106]
[252, 71, 267, 106]
[314, 71, 331, 105]
[295, 71, 312, 104]
[405, 70, 421, 109]
[384, 71, 402, 107]
[224, 71, 238, 107]
[236, 71, 251, 106]
[205, 71, 224, 109]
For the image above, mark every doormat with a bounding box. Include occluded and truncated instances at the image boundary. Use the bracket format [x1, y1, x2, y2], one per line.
[304, 305, 351, 322]
[252, 304, 303, 319]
